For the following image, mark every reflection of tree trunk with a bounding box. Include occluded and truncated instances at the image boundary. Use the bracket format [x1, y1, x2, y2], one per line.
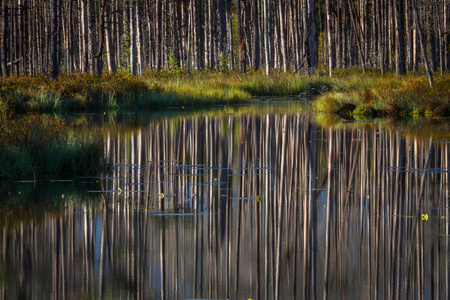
[160, 218, 166, 300]
[323, 129, 333, 299]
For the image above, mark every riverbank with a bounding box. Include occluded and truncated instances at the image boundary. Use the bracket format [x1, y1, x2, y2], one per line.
[1, 69, 449, 118]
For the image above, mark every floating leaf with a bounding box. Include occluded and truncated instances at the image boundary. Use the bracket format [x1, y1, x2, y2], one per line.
[422, 214, 428, 221]
[256, 195, 262, 202]
[118, 187, 123, 195]
[161, 193, 165, 199]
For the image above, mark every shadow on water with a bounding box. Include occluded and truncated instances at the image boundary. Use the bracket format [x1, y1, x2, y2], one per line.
[1, 103, 450, 299]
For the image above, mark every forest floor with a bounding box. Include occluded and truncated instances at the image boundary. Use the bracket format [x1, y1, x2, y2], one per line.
[1, 68, 449, 117]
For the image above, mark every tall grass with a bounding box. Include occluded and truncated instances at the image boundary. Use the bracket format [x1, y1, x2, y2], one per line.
[1, 70, 450, 117]
[313, 72, 450, 117]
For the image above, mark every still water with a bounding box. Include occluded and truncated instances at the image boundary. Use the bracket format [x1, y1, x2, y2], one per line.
[1, 103, 450, 299]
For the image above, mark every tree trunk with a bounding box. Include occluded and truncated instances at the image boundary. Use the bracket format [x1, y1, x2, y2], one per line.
[252, 0, 260, 71]
[427, 4, 437, 72]
[307, 0, 318, 73]
[237, 0, 246, 72]
[263, 0, 271, 74]
[378, 0, 385, 73]
[156, 0, 162, 70]
[105, 0, 115, 73]
[95, 0, 106, 76]
[219, 0, 227, 56]
[136, 1, 142, 75]
[278, 0, 287, 72]
[80, 0, 88, 72]
[326, 0, 334, 76]
[195, 0, 204, 70]
[130, 1, 137, 75]
[395, 0, 406, 75]
[1, 0, 8, 76]
[51, 0, 60, 79]
[413, 1, 433, 87]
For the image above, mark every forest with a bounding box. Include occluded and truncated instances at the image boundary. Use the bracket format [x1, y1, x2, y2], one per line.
[1, 0, 449, 78]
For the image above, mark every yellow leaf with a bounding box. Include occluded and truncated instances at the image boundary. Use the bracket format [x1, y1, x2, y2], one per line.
[256, 195, 262, 202]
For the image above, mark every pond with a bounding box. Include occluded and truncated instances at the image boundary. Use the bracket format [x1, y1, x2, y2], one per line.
[1, 103, 450, 299]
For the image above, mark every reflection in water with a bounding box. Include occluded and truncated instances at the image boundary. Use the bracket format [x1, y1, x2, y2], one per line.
[1, 108, 450, 299]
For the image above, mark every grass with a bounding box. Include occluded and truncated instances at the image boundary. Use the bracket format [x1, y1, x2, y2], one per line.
[1, 68, 450, 117]
[0, 113, 104, 182]
[313, 69, 450, 118]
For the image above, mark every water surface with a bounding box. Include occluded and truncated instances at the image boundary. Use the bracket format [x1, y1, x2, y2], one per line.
[1, 103, 450, 299]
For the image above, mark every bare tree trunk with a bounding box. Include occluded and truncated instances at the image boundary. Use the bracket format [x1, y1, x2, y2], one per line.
[378, 0, 385, 73]
[263, 0, 271, 74]
[136, 1, 142, 75]
[252, 0, 260, 71]
[395, 0, 406, 75]
[195, 0, 204, 70]
[427, 3, 437, 72]
[278, 0, 287, 72]
[413, 1, 433, 87]
[1, 0, 8, 76]
[130, 1, 137, 75]
[105, 0, 115, 73]
[219, 0, 227, 56]
[80, 0, 88, 72]
[326, 0, 334, 76]
[51, 0, 60, 79]
[95, 0, 106, 76]
[156, 0, 162, 70]
[237, 0, 246, 72]
[306, 0, 318, 73]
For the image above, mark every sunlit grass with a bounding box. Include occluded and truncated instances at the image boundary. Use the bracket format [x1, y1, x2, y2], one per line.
[1, 69, 450, 117]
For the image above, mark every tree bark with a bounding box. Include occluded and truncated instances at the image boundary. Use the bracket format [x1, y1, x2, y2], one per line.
[195, 0, 204, 70]
[263, 0, 271, 74]
[80, 0, 88, 72]
[306, 0, 318, 73]
[326, 0, 334, 76]
[278, 0, 287, 72]
[130, 1, 137, 75]
[219, 0, 227, 56]
[1, 0, 8, 76]
[252, 0, 260, 71]
[413, 1, 433, 87]
[395, 0, 406, 75]
[427, 4, 437, 72]
[156, 0, 162, 70]
[51, 0, 60, 79]
[95, 0, 106, 76]
[105, 0, 115, 73]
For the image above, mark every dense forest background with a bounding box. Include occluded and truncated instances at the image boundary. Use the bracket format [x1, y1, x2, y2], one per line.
[0, 0, 449, 78]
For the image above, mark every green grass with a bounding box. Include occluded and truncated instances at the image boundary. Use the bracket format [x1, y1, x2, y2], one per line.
[313, 70, 450, 118]
[1, 69, 450, 117]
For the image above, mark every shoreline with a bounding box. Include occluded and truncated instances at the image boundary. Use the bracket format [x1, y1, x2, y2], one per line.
[1, 70, 449, 118]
